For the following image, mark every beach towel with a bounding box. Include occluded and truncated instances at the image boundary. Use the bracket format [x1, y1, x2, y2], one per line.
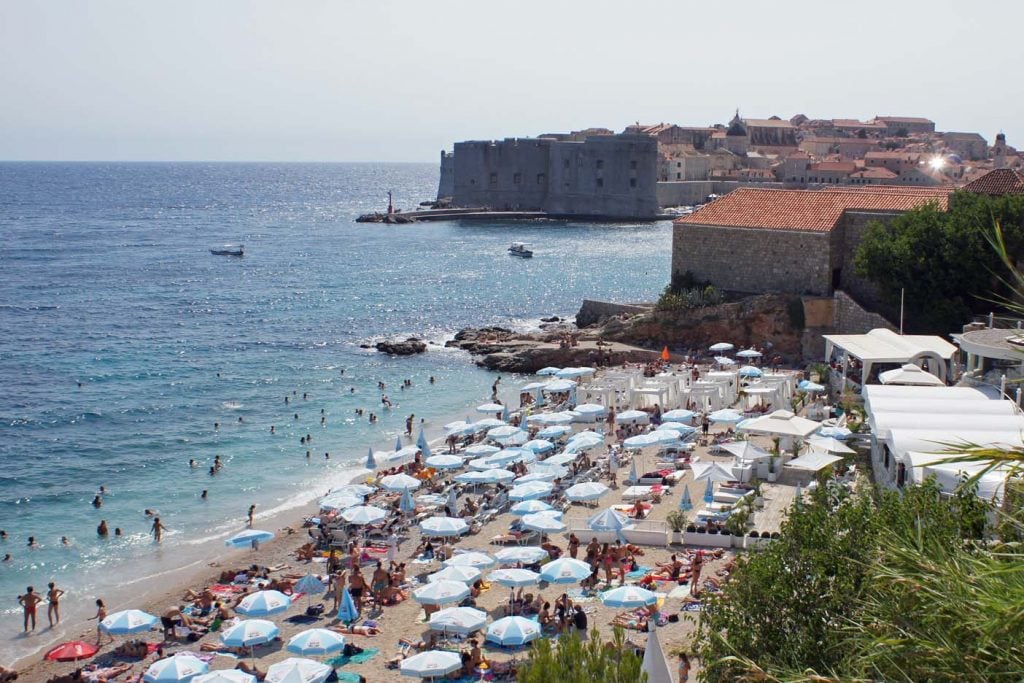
[681, 601, 703, 612]
[625, 566, 651, 580]
[327, 647, 380, 667]
[336, 674, 365, 683]
[667, 584, 691, 600]
[285, 614, 320, 625]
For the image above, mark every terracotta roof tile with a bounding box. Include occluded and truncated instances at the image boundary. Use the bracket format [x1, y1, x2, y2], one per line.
[962, 168, 1024, 195]
[674, 187, 949, 232]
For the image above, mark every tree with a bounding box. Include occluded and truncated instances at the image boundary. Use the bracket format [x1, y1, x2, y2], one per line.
[516, 626, 645, 683]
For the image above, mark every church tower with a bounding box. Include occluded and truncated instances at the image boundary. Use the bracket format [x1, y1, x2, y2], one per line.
[994, 132, 1008, 169]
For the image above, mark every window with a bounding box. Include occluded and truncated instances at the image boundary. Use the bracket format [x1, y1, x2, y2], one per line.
[630, 160, 638, 170]
[563, 159, 570, 169]
[489, 172, 497, 185]
[677, 162, 681, 168]
[630, 178, 637, 188]
[513, 173, 522, 185]
[596, 178, 604, 188]
[676, 173, 681, 180]
[596, 159, 604, 169]
[536, 173, 545, 185]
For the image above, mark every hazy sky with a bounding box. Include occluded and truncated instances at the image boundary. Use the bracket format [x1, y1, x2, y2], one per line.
[1, 0, 1020, 162]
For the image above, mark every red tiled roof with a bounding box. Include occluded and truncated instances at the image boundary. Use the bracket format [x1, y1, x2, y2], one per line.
[673, 187, 950, 232]
[744, 118, 795, 128]
[849, 168, 899, 179]
[875, 116, 935, 125]
[962, 168, 1024, 195]
[811, 162, 857, 173]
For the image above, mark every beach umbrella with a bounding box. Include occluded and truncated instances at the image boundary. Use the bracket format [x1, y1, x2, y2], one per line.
[573, 403, 607, 417]
[808, 436, 856, 454]
[412, 580, 471, 606]
[528, 462, 569, 478]
[318, 493, 362, 512]
[509, 481, 554, 501]
[446, 486, 458, 513]
[537, 425, 573, 439]
[521, 511, 566, 534]
[736, 348, 762, 359]
[600, 585, 658, 608]
[473, 418, 506, 430]
[679, 486, 692, 511]
[714, 356, 736, 366]
[428, 565, 482, 584]
[420, 516, 469, 537]
[454, 470, 491, 485]
[464, 444, 500, 457]
[380, 473, 421, 491]
[293, 574, 326, 609]
[661, 346, 671, 361]
[800, 381, 826, 393]
[428, 607, 488, 636]
[143, 655, 208, 682]
[477, 402, 505, 413]
[649, 430, 682, 445]
[417, 427, 429, 450]
[522, 438, 555, 453]
[225, 529, 274, 549]
[265, 657, 331, 683]
[494, 429, 529, 446]
[623, 433, 661, 449]
[703, 478, 715, 504]
[691, 462, 736, 482]
[236, 590, 292, 617]
[340, 505, 387, 526]
[565, 432, 605, 451]
[490, 568, 541, 587]
[399, 651, 463, 679]
[641, 628, 674, 683]
[662, 408, 696, 422]
[286, 628, 346, 657]
[442, 551, 495, 570]
[394, 436, 403, 451]
[333, 483, 375, 497]
[513, 471, 556, 484]
[587, 507, 629, 531]
[399, 487, 416, 514]
[615, 410, 650, 425]
[468, 457, 497, 471]
[543, 379, 576, 393]
[486, 616, 542, 646]
[739, 409, 820, 438]
[221, 619, 280, 648]
[502, 405, 510, 422]
[817, 425, 852, 440]
[487, 447, 535, 466]
[45, 641, 98, 662]
[708, 408, 744, 424]
[565, 481, 610, 502]
[709, 342, 734, 352]
[543, 452, 576, 467]
[364, 447, 376, 470]
[494, 546, 549, 565]
[426, 454, 462, 470]
[444, 421, 474, 436]
[337, 587, 358, 623]
[539, 557, 593, 584]
[510, 499, 554, 515]
[738, 365, 763, 378]
[537, 366, 562, 375]
[478, 468, 516, 485]
[628, 459, 639, 484]
[194, 672, 256, 683]
[100, 609, 158, 635]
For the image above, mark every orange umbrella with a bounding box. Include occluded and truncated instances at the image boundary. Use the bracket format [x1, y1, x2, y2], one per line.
[45, 641, 98, 662]
[660, 346, 670, 361]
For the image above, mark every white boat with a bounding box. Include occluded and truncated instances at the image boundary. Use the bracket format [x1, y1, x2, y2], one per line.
[210, 244, 244, 256]
[508, 242, 533, 258]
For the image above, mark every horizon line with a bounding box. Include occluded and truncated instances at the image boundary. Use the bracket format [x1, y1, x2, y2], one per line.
[0, 159, 436, 164]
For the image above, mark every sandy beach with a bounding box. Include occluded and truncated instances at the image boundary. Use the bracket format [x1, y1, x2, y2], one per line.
[16, 360, 802, 683]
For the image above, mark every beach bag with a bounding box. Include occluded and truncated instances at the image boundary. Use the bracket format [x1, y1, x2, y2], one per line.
[343, 643, 364, 657]
[306, 603, 325, 617]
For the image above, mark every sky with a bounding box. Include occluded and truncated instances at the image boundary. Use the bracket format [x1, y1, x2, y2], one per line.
[1, 0, 1021, 162]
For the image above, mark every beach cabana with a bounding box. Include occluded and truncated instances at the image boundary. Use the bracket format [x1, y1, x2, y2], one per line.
[824, 328, 957, 390]
[739, 409, 820, 438]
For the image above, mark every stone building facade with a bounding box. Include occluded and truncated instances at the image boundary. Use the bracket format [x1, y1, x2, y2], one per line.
[442, 133, 659, 219]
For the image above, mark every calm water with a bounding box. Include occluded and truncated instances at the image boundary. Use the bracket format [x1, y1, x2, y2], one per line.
[0, 162, 670, 663]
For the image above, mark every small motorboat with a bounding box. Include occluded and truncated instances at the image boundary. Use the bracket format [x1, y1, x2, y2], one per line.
[210, 245, 244, 257]
[508, 242, 533, 258]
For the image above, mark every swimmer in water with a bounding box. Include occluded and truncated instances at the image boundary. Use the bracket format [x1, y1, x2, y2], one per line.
[144, 509, 155, 517]
[27, 537, 37, 548]
[303, 393, 308, 400]
[0, 530, 6, 540]
[99, 486, 106, 495]
[2, 554, 11, 562]
[294, 413, 298, 420]
[238, 416, 243, 423]
[270, 425, 275, 434]
[189, 459, 196, 468]
[306, 450, 311, 458]
[285, 396, 289, 404]
[214, 422, 219, 430]
[300, 436, 306, 445]
[201, 490, 208, 499]
[325, 452, 330, 460]
[92, 495, 102, 508]
[61, 536, 70, 546]
[214, 455, 222, 470]
[209, 466, 216, 476]
[97, 521, 109, 537]
[429, 376, 435, 384]
[350, 387, 356, 393]
[77, 381, 83, 388]
[321, 416, 325, 425]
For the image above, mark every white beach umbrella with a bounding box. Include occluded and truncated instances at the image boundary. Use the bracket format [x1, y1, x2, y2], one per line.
[587, 507, 630, 531]
[573, 403, 607, 417]
[661, 408, 696, 422]
[143, 655, 208, 682]
[489, 568, 541, 587]
[100, 609, 159, 635]
[236, 590, 292, 617]
[537, 367, 562, 376]
[454, 470, 491, 485]
[463, 444, 499, 459]
[510, 499, 555, 515]
[509, 481, 554, 501]
[736, 348, 762, 358]
[656, 421, 696, 435]
[318, 493, 363, 511]
[425, 454, 463, 470]
[539, 557, 593, 584]
[521, 511, 566, 534]
[428, 565, 482, 584]
[565, 432, 605, 451]
[477, 402, 505, 413]
[708, 408, 744, 423]
[709, 342, 734, 352]
[486, 616, 542, 646]
[522, 438, 555, 453]
[542, 452, 577, 466]
[399, 651, 463, 679]
[194, 672, 256, 683]
[494, 546, 549, 565]
[528, 462, 568, 479]
[339, 505, 387, 526]
[543, 379, 577, 392]
[412, 580, 471, 606]
[473, 418, 506, 431]
[286, 629, 346, 657]
[714, 356, 736, 366]
[442, 551, 496, 570]
[428, 607, 488, 636]
[487, 424, 525, 439]
[537, 425, 573, 439]
[420, 516, 469, 537]
[332, 483, 375, 498]
[265, 657, 331, 683]
[623, 433, 661, 449]
[600, 585, 658, 608]
[565, 481, 610, 502]
[478, 468, 516, 484]
[380, 473, 422, 491]
[615, 409, 650, 424]
[514, 471, 557, 485]
[219, 619, 280, 648]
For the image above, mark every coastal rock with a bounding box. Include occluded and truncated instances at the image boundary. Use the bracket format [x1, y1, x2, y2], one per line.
[540, 316, 561, 323]
[375, 338, 427, 355]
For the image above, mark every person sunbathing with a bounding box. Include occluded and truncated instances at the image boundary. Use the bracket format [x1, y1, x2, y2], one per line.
[111, 639, 149, 659]
[80, 663, 133, 682]
[295, 544, 315, 562]
[235, 662, 265, 682]
[330, 623, 380, 636]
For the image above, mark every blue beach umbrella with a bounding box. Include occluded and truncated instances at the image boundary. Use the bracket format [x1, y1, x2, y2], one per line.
[537, 425, 572, 439]
[286, 628, 346, 656]
[703, 478, 715, 504]
[417, 427, 429, 450]
[679, 486, 693, 511]
[428, 607, 488, 636]
[412, 580, 471, 606]
[494, 546, 549, 565]
[420, 516, 469, 537]
[442, 551, 496, 570]
[522, 438, 554, 454]
[587, 507, 629, 531]
[478, 468, 515, 485]
[486, 616, 542, 647]
[628, 459, 639, 484]
[365, 447, 376, 470]
[392, 435, 402, 451]
[738, 365, 763, 378]
[400, 651, 463, 679]
[337, 587, 358, 623]
[600, 585, 658, 608]
[236, 590, 292, 617]
[225, 529, 274, 549]
[143, 654, 208, 682]
[502, 405, 510, 422]
[539, 557, 592, 584]
[293, 574, 326, 607]
[100, 609, 158, 635]
[510, 499, 554, 516]
[219, 619, 280, 648]
[399, 487, 416, 514]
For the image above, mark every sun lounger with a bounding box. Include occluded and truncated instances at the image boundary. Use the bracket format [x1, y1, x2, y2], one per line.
[713, 489, 751, 505]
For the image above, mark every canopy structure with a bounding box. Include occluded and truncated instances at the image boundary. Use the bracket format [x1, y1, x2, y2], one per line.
[824, 328, 957, 388]
[879, 363, 945, 386]
[739, 410, 820, 438]
[907, 452, 1009, 501]
[785, 451, 844, 471]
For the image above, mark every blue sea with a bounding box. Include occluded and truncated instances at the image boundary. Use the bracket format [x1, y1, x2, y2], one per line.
[0, 162, 670, 664]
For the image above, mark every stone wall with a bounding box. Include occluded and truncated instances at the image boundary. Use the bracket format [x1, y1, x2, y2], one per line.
[672, 223, 833, 296]
[657, 180, 786, 207]
[437, 151, 454, 199]
[836, 210, 910, 310]
[575, 299, 652, 328]
[833, 289, 896, 334]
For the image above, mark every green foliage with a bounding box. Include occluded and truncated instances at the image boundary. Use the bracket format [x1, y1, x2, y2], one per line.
[696, 480, 995, 682]
[785, 296, 805, 330]
[516, 626, 645, 683]
[853, 191, 1024, 333]
[656, 284, 725, 312]
[666, 509, 688, 532]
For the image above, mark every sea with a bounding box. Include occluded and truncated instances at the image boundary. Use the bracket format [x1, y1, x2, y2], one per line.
[0, 161, 671, 665]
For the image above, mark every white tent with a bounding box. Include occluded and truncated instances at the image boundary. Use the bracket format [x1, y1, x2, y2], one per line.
[785, 451, 844, 471]
[739, 410, 820, 438]
[886, 429, 1024, 461]
[906, 451, 1009, 502]
[824, 328, 957, 386]
[871, 413, 1024, 440]
[720, 441, 773, 462]
[879, 363, 945, 386]
[863, 385, 989, 401]
[865, 397, 1014, 416]
[691, 461, 735, 482]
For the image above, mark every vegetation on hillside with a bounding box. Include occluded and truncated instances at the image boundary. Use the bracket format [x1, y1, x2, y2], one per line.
[854, 190, 1024, 333]
[656, 271, 725, 311]
[516, 626, 646, 683]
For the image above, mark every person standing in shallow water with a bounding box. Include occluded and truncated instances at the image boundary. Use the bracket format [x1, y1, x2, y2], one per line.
[18, 586, 42, 632]
[247, 505, 256, 528]
[47, 582, 65, 627]
[151, 517, 165, 543]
